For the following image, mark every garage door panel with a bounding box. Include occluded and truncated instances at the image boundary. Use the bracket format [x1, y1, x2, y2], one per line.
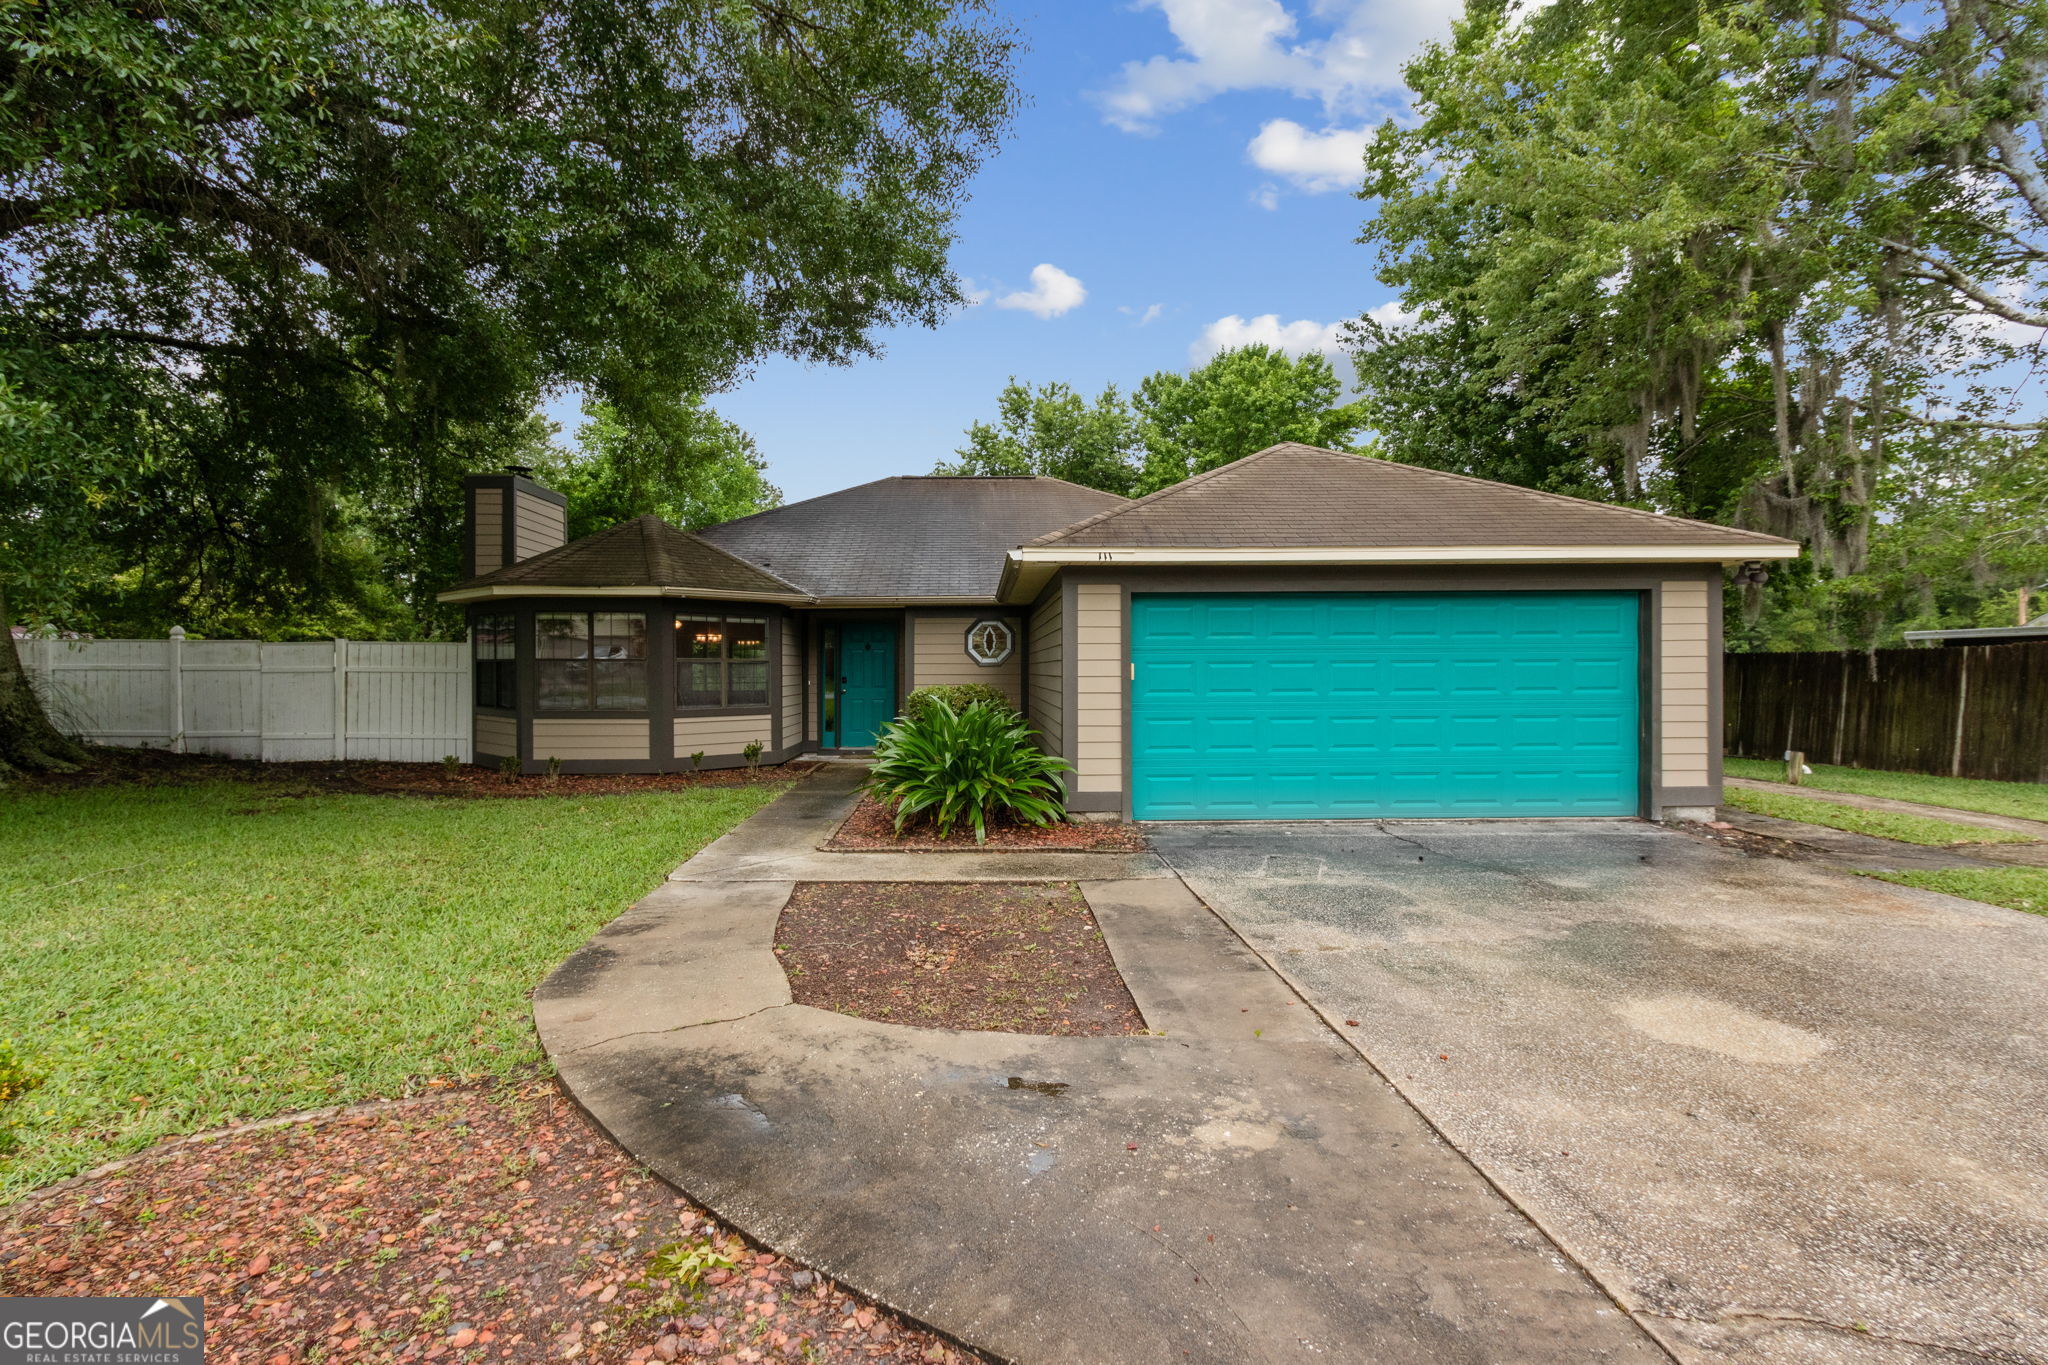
[1131, 592, 1640, 820]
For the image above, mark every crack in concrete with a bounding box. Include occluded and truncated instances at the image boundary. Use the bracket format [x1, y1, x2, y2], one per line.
[1131, 1220, 1260, 1360]
[557, 1001, 793, 1055]
[1635, 1308, 2024, 1364]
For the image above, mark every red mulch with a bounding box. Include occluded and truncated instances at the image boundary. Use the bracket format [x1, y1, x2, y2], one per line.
[775, 882, 1147, 1036]
[26, 746, 817, 800]
[0, 1078, 976, 1365]
[823, 795, 1147, 852]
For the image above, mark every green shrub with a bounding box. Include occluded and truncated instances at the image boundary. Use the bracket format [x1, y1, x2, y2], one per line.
[902, 683, 1017, 727]
[0, 1043, 41, 1155]
[867, 698, 1068, 843]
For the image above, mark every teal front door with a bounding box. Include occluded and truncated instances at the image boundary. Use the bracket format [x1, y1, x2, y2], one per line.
[830, 622, 898, 749]
[1131, 592, 1641, 820]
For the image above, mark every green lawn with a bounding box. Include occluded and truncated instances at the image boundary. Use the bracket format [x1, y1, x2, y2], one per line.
[0, 778, 787, 1197]
[1861, 867, 2048, 917]
[1724, 757, 2048, 824]
[1722, 786, 2034, 846]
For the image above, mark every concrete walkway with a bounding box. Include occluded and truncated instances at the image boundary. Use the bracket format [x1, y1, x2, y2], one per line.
[538, 768, 1666, 1364]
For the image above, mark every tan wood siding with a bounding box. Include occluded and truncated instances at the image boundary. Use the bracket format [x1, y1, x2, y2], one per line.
[531, 717, 650, 761]
[1028, 595, 1063, 756]
[675, 713, 773, 757]
[1659, 580, 1713, 788]
[1073, 584, 1122, 793]
[474, 713, 517, 758]
[909, 615, 1022, 704]
[472, 488, 504, 576]
[780, 619, 802, 750]
[511, 489, 567, 564]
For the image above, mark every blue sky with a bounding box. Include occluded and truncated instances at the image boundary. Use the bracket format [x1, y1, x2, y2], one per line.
[544, 0, 1460, 501]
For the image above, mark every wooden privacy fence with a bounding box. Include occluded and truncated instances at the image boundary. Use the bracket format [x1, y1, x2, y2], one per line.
[17, 633, 472, 763]
[1724, 642, 2048, 783]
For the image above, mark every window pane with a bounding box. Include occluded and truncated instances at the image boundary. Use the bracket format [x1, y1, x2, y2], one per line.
[490, 661, 518, 710]
[728, 618, 767, 660]
[728, 660, 769, 707]
[592, 659, 647, 710]
[535, 660, 587, 711]
[536, 612, 586, 660]
[594, 612, 646, 660]
[680, 616, 725, 659]
[474, 614, 514, 662]
[678, 660, 724, 708]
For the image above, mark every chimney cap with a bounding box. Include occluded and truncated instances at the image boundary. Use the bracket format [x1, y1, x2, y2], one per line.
[502, 463, 535, 478]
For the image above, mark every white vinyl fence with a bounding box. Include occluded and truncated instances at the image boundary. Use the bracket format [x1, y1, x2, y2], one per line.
[18, 632, 472, 763]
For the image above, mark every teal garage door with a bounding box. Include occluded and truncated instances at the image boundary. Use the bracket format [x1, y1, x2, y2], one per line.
[1130, 592, 1641, 820]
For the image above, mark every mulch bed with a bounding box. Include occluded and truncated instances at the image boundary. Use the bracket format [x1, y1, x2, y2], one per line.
[23, 746, 817, 799]
[823, 795, 1147, 852]
[0, 1078, 974, 1365]
[775, 882, 1147, 1036]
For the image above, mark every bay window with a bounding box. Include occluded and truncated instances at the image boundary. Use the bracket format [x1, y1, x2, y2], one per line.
[677, 615, 769, 709]
[535, 611, 648, 711]
[472, 613, 517, 710]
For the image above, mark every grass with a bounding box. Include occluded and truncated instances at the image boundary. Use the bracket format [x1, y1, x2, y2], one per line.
[1724, 757, 2048, 824]
[0, 777, 788, 1198]
[1861, 867, 2048, 917]
[1722, 786, 2034, 846]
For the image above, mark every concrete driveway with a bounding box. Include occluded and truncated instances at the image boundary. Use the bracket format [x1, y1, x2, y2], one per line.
[1151, 820, 2048, 1364]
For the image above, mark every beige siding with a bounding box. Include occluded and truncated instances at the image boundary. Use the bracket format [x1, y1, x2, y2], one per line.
[910, 615, 1022, 704]
[474, 713, 517, 759]
[1073, 584, 1122, 793]
[675, 713, 773, 757]
[531, 717, 650, 761]
[779, 618, 802, 751]
[1028, 594, 1064, 757]
[805, 634, 820, 742]
[511, 489, 567, 564]
[472, 488, 504, 576]
[1659, 580, 1713, 788]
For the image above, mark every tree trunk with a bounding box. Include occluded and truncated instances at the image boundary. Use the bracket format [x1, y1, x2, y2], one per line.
[0, 584, 89, 778]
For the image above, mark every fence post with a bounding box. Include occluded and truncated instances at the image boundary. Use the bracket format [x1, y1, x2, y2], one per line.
[333, 638, 348, 763]
[167, 626, 185, 753]
[1951, 648, 1970, 778]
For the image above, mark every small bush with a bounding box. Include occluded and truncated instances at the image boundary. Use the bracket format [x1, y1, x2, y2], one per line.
[498, 754, 520, 782]
[902, 683, 1016, 727]
[441, 754, 461, 775]
[867, 698, 1068, 843]
[0, 1042, 41, 1155]
[742, 740, 763, 770]
[545, 754, 563, 781]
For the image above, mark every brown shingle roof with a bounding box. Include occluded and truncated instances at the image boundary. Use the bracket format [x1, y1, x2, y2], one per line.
[1028, 444, 1799, 551]
[697, 476, 1128, 599]
[448, 515, 803, 596]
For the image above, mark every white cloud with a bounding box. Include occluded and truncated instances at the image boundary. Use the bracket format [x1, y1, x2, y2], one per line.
[1119, 302, 1167, 326]
[958, 276, 992, 306]
[1250, 183, 1281, 211]
[1246, 119, 1371, 193]
[1360, 299, 1417, 329]
[1097, 0, 1461, 133]
[994, 263, 1087, 319]
[1191, 312, 1349, 363]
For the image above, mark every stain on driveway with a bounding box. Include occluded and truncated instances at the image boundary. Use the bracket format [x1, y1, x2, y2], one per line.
[1151, 820, 2048, 1364]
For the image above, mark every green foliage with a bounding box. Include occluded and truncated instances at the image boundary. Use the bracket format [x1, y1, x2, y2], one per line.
[441, 754, 461, 776]
[689, 751, 706, 772]
[940, 345, 1368, 496]
[937, 379, 1145, 494]
[542, 398, 780, 541]
[498, 755, 520, 782]
[867, 698, 1068, 843]
[1, 0, 1020, 639]
[544, 755, 562, 781]
[742, 740, 764, 770]
[0, 777, 788, 1194]
[0, 1041, 41, 1156]
[902, 683, 1018, 725]
[635, 1238, 741, 1311]
[1352, 0, 2048, 649]
[1135, 345, 1368, 493]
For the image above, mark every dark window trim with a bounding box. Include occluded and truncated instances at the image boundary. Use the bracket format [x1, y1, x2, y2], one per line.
[533, 608, 652, 717]
[675, 612, 772, 711]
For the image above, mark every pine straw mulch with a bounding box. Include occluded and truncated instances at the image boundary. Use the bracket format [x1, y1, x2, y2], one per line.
[0, 1077, 975, 1365]
[823, 796, 1147, 852]
[23, 746, 818, 799]
[775, 881, 1147, 1036]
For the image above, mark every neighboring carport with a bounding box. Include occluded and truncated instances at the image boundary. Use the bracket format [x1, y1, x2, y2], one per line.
[1151, 819, 2048, 1362]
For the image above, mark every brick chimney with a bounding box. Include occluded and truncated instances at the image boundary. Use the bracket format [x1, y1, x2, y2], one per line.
[462, 466, 568, 578]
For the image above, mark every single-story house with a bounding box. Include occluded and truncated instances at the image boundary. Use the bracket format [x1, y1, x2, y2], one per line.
[439, 444, 1799, 821]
